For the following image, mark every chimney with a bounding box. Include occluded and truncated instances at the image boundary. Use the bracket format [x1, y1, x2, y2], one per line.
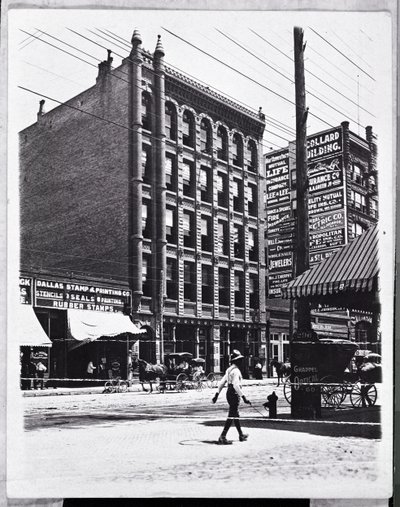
[37, 99, 45, 122]
[97, 50, 113, 82]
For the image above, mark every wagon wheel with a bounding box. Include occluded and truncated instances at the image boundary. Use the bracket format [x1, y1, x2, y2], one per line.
[206, 373, 217, 388]
[176, 373, 188, 392]
[119, 380, 128, 393]
[283, 376, 292, 404]
[104, 380, 115, 394]
[320, 376, 347, 408]
[350, 382, 377, 408]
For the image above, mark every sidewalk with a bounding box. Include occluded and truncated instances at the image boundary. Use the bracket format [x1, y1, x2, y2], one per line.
[21, 378, 276, 397]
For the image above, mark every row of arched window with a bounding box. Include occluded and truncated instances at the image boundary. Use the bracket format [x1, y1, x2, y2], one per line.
[141, 92, 258, 172]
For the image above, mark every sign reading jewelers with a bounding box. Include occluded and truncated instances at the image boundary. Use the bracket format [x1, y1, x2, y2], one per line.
[34, 279, 131, 313]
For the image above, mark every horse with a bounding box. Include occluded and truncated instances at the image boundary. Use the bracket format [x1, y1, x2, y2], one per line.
[131, 357, 168, 393]
[270, 359, 291, 387]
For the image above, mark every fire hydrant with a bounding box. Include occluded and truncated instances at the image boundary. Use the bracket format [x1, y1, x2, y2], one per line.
[263, 391, 278, 418]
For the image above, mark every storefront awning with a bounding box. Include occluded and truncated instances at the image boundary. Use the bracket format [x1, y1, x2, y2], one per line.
[282, 225, 379, 299]
[18, 304, 52, 347]
[67, 310, 146, 343]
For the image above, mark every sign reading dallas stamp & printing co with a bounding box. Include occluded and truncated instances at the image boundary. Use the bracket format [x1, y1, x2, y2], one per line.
[34, 278, 131, 312]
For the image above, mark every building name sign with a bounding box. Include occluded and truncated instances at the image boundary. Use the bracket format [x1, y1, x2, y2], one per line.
[307, 129, 342, 162]
[34, 278, 131, 313]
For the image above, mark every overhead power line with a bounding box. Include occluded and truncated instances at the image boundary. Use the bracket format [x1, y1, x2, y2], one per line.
[161, 26, 334, 130]
[248, 28, 375, 118]
[308, 27, 375, 82]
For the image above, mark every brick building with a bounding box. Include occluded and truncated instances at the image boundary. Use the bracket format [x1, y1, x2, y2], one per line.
[19, 31, 267, 378]
[264, 122, 379, 362]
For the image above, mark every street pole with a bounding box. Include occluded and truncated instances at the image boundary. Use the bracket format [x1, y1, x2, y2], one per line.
[294, 26, 311, 332]
[291, 27, 320, 419]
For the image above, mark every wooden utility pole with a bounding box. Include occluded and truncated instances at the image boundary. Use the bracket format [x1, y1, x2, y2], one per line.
[294, 26, 311, 332]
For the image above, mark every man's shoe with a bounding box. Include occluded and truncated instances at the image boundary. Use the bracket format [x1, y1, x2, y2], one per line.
[239, 433, 249, 442]
[217, 436, 232, 445]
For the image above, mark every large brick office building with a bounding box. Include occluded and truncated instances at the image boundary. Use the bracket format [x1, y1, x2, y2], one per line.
[265, 122, 379, 362]
[19, 31, 267, 379]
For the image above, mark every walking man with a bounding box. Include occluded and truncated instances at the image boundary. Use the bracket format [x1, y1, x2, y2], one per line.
[212, 349, 251, 445]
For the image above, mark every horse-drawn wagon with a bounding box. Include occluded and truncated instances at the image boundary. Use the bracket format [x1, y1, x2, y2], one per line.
[282, 338, 380, 408]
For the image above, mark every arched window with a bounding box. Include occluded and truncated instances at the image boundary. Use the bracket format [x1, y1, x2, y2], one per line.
[232, 133, 243, 167]
[182, 110, 195, 148]
[142, 92, 152, 132]
[216, 126, 228, 161]
[165, 102, 177, 141]
[200, 118, 212, 153]
[247, 140, 258, 172]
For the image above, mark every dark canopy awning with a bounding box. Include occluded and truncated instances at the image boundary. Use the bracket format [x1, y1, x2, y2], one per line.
[281, 225, 379, 300]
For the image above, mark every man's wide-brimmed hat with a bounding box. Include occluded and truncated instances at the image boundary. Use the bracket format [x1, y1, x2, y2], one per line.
[230, 350, 244, 362]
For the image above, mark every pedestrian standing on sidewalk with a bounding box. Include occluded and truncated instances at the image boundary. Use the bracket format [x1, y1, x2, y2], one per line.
[86, 360, 96, 379]
[212, 349, 251, 445]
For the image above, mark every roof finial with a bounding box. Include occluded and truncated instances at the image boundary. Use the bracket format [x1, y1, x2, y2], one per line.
[154, 34, 165, 57]
[131, 28, 142, 47]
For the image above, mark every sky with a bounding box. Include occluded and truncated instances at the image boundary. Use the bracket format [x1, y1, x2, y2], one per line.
[8, 9, 392, 151]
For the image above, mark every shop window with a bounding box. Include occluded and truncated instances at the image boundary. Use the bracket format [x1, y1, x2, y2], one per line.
[234, 271, 245, 307]
[166, 207, 177, 244]
[247, 184, 258, 217]
[142, 254, 152, 297]
[200, 118, 212, 154]
[217, 172, 228, 208]
[201, 215, 212, 251]
[202, 264, 213, 304]
[232, 133, 243, 167]
[142, 92, 152, 132]
[219, 268, 230, 306]
[182, 110, 195, 148]
[233, 178, 243, 212]
[166, 258, 178, 299]
[248, 229, 258, 261]
[218, 220, 229, 255]
[142, 201, 152, 239]
[233, 224, 244, 258]
[183, 210, 195, 248]
[182, 160, 195, 198]
[200, 166, 212, 203]
[142, 144, 152, 184]
[249, 274, 258, 309]
[166, 153, 177, 192]
[247, 140, 258, 172]
[184, 262, 196, 301]
[216, 126, 228, 161]
[165, 102, 177, 141]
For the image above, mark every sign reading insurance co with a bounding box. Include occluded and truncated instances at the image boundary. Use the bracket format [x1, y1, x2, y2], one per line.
[34, 279, 131, 313]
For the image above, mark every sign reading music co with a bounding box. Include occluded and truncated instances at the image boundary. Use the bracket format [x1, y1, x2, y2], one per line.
[34, 279, 131, 313]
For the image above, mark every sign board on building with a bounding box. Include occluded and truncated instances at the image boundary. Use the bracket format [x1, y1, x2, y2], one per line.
[20, 277, 33, 305]
[265, 126, 347, 298]
[34, 278, 131, 313]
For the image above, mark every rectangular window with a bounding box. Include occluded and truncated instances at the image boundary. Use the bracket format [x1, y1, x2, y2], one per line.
[184, 262, 196, 301]
[166, 258, 178, 299]
[233, 179, 243, 212]
[142, 254, 152, 297]
[234, 271, 245, 307]
[182, 160, 194, 198]
[249, 275, 258, 309]
[201, 216, 212, 251]
[183, 211, 195, 248]
[165, 154, 177, 192]
[248, 229, 258, 261]
[217, 173, 228, 207]
[202, 264, 213, 304]
[233, 224, 244, 258]
[219, 268, 230, 306]
[218, 221, 229, 255]
[166, 207, 177, 244]
[248, 185, 257, 216]
[142, 202, 151, 238]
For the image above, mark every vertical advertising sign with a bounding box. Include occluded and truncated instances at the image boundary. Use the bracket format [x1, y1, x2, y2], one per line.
[265, 149, 294, 298]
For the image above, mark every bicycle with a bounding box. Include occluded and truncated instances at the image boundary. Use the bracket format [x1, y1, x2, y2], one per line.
[103, 377, 129, 394]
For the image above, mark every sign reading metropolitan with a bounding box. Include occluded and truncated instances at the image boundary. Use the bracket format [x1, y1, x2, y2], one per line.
[34, 279, 131, 312]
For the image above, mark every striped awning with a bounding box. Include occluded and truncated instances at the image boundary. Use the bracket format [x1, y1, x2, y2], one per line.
[281, 225, 379, 299]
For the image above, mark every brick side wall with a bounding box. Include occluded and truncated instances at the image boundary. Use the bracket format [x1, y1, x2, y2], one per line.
[20, 65, 131, 283]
